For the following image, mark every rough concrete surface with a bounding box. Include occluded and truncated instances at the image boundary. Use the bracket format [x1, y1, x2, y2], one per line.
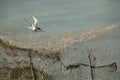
[0, 24, 120, 80]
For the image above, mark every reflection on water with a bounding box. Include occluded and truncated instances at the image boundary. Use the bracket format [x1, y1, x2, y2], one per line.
[0, 0, 120, 33]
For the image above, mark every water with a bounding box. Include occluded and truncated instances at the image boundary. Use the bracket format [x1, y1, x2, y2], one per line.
[0, 0, 120, 33]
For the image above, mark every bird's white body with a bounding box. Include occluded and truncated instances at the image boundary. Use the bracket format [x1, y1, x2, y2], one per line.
[28, 24, 36, 31]
[28, 16, 40, 31]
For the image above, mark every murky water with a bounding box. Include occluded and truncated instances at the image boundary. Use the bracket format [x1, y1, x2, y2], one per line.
[0, 0, 120, 33]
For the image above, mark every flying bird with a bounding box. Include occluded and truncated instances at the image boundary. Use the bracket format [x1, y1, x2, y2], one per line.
[24, 16, 42, 32]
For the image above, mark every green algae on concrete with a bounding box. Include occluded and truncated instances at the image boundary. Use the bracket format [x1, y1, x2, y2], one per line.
[0, 66, 51, 80]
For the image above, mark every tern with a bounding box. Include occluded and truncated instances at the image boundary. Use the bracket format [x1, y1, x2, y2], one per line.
[24, 16, 42, 32]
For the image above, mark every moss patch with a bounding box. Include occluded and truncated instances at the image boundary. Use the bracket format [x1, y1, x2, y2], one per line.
[0, 66, 51, 80]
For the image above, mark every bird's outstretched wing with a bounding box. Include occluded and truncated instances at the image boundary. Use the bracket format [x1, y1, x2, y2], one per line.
[32, 16, 38, 26]
[24, 18, 32, 26]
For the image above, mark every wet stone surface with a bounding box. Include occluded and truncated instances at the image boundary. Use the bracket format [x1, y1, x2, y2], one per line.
[0, 24, 120, 80]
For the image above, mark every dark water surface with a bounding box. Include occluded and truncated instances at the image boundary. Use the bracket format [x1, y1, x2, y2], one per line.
[0, 0, 120, 33]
